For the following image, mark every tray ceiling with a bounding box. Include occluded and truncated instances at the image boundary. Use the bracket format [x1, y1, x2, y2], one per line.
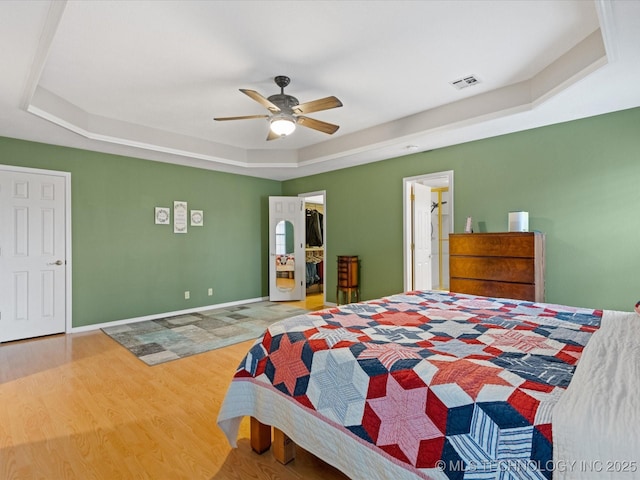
[2, 1, 640, 179]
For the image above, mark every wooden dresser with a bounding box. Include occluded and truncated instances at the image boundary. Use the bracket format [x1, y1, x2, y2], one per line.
[449, 232, 545, 302]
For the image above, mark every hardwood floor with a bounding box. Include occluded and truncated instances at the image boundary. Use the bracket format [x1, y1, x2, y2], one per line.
[0, 295, 348, 480]
[283, 291, 325, 311]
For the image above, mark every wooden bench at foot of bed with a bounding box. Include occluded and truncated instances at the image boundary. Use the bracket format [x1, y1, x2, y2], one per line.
[250, 417, 295, 464]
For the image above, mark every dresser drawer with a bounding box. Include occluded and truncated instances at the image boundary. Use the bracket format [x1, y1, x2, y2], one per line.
[450, 278, 536, 302]
[449, 256, 535, 284]
[449, 233, 535, 258]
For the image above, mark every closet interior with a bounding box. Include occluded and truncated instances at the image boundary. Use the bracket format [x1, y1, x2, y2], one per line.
[304, 198, 324, 294]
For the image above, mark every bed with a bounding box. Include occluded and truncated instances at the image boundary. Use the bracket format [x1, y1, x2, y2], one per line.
[217, 290, 639, 479]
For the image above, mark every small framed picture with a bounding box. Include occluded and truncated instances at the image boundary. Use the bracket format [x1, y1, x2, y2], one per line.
[174, 201, 188, 233]
[190, 210, 204, 226]
[155, 207, 170, 225]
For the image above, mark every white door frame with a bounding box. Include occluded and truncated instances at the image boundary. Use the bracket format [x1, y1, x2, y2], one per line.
[402, 171, 454, 292]
[0, 164, 72, 335]
[299, 190, 327, 306]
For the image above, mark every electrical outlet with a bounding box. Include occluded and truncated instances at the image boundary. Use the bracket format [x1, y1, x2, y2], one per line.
[208, 288, 213, 296]
[184, 291, 190, 300]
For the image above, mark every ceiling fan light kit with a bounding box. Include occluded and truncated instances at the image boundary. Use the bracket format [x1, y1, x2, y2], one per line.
[270, 113, 296, 136]
[214, 75, 342, 141]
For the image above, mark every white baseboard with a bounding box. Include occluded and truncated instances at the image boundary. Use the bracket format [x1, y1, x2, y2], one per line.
[69, 296, 269, 333]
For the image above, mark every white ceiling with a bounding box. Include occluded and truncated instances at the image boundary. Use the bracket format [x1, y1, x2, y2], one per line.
[1, 1, 639, 180]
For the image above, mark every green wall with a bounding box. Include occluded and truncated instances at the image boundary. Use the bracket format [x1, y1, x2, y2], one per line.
[1, 107, 638, 328]
[283, 107, 640, 311]
[0, 137, 281, 327]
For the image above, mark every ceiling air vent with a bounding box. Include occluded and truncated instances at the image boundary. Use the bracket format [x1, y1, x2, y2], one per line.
[450, 75, 480, 90]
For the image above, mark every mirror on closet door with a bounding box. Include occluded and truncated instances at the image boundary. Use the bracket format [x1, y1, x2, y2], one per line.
[275, 220, 295, 292]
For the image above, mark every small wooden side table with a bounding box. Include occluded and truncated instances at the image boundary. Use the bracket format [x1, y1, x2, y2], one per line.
[337, 255, 360, 305]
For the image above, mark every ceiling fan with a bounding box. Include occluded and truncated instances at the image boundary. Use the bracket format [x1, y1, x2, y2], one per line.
[214, 76, 343, 141]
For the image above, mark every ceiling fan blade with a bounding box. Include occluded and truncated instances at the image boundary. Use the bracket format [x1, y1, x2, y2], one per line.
[293, 96, 342, 115]
[214, 114, 269, 121]
[297, 116, 340, 135]
[240, 89, 281, 113]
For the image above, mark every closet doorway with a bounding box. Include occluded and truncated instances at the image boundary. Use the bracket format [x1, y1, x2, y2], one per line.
[299, 191, 326, 307]
[403, 171, 454, 292]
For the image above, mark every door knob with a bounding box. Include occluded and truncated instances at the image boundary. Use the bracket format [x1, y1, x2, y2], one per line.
[48, 260, 64, 266]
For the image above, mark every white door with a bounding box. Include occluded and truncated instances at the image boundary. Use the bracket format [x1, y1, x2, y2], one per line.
[412, 183, 432, 291]
[0, 168, 68, 342]
[269, 196, 304, 301]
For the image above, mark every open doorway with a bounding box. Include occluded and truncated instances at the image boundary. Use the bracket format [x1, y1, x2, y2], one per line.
[403, 171, 454, 292]
[299, 191, 326, 308]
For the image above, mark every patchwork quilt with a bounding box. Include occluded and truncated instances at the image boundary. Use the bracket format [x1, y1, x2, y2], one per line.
[218, 291, 602, 479]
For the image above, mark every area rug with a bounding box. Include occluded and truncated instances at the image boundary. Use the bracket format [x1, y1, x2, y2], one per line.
[102, 301, 309, 366]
